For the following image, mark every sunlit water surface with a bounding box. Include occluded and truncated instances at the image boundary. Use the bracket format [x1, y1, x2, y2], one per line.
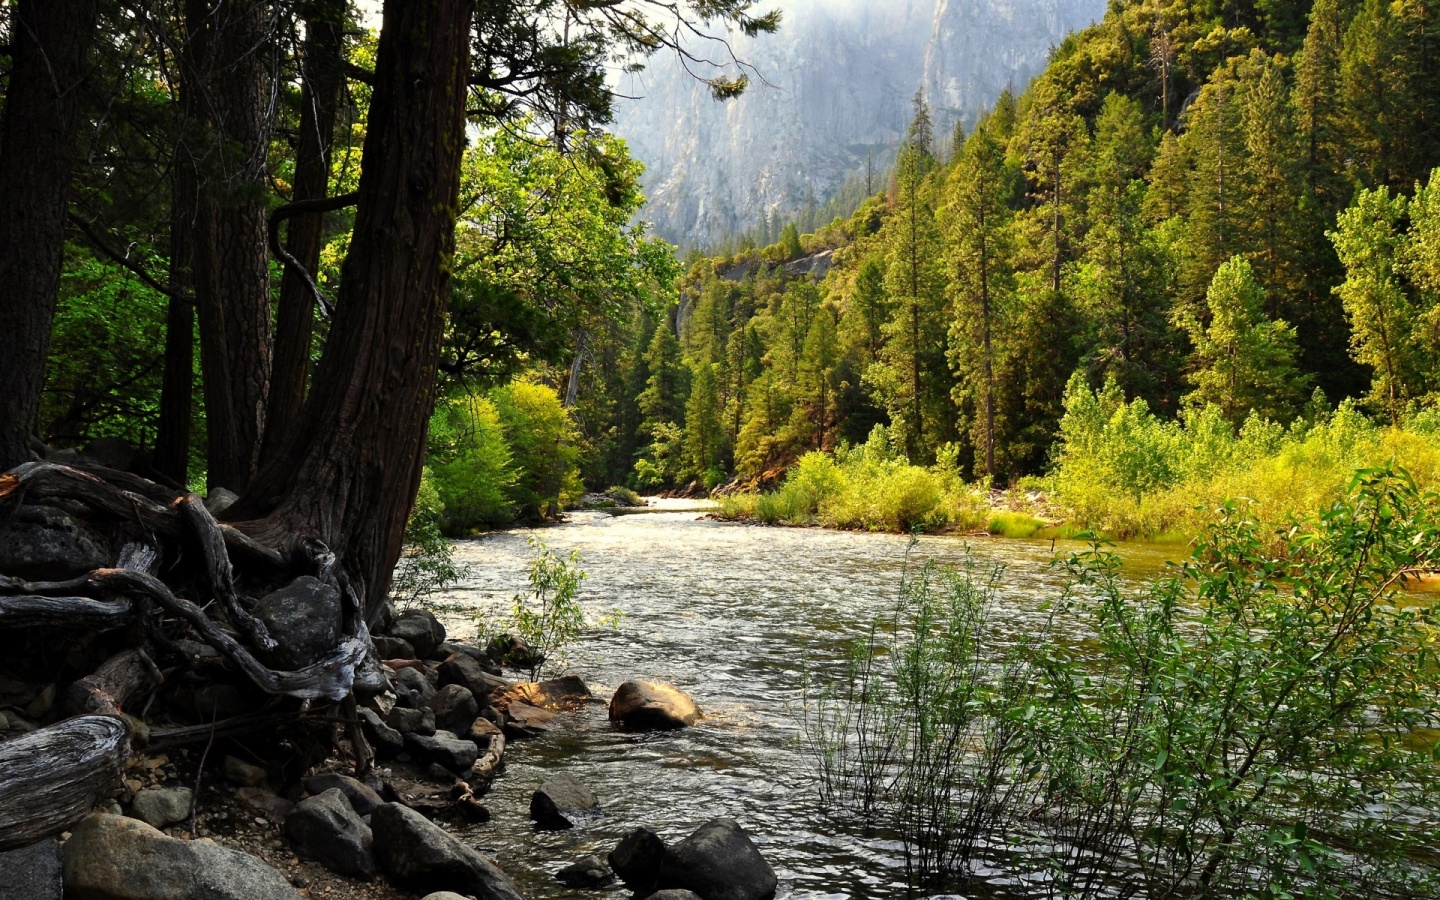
[429, 500, 1180, 899]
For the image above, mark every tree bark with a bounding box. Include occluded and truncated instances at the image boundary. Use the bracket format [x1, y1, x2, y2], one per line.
[232, 0, 473, 616]
[0, 0, 100, 470]
[155, 144, 198, 486]
[0, 717, 128, 851]
[263, 0, 348, 466]
[187, 0, 276, 494]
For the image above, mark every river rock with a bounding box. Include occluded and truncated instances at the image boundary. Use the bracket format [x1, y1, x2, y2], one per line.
[61, 812, 302, 900]
[304, 773, 384, 816]
[436, 641, 491, 665]
[609, 680, 702, 730]
[370, 803, 524, 900]
[427, 683, 479, 733]
[387, 705, 436, 737]
[129, 787, 192, 829]
[359, 708, 406, 757]
[498, 675, 593, 711]
[405, 730, 479, 772]
[645, 893, 705, 900]
[556, 854, 613, 887]
[254, 576, 341, 669]
[656, 818, 777, 900]
[420, 894, 472, 900]
[222, 755, 268, 787]
[284, 788, 375, 879]
[389, 609, 446, 658]
[485, 634, 543, 671]
[0, 838, 61, 900]
[0, 505, 106, 580]
[608, 826, 668, 893]
[530, 773, 600, 830]
[438, 652, 510, 699]
[502, 700, 556, 738]
[236, 787, 295, 824]
[391, 665, 436, 708]
[373, 635, 416, 660]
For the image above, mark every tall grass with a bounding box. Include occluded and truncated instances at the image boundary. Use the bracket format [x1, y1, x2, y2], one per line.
[716, 425, 989, 533]
[1051, 373, 1440, 539]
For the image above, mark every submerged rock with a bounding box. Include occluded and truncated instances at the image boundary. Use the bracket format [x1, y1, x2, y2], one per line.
[529, 773, 600, 830]
[501, 700, 556, 738]
[370, 802, 524, 900]
[556, 854, 613, 887]
[609, 680, 702, 730]
[61, 812, 301, 900]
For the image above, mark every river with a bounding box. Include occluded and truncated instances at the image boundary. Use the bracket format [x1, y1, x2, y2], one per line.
[431, 500, 1179, 899]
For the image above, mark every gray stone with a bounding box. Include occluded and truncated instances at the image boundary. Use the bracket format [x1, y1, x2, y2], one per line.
[236, 787, 294, 824]
[284, 788, 375, 879]
[0, 506, 106, 580]
[645, 893, 705, 900]
[391, 665, 436, 708]
[61, 812, 301, 900]
[426, 683, 479, 733]
[609, 827, 668, 893]
[370, 802, 524, 900]
[405, 730, 479, 772]
[420, 894, 472, 900]
[254, 576, 341, 669]
[372, 635, 415, 660]
[556, 854, 613, 887]
[0, 838, 61, 900]
[129, 787, 193, 829]
[656, 818, 777, 900]
[386, 705, 436, 737]
[388, 609, 446, 658]
[359, 707, 406, 758]
[437, 652, 510, 700]
[436, 641, 488, 664]
[203, 488, 239, 516]
[502, 700, 556, 739]
[609, 680, 702, 730]
[304, 773, 384, 816]
[222, 755, 268, 787]
[530, 773, 600, 830]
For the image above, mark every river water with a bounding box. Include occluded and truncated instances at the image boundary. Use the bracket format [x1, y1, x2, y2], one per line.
[433, 500, 1179, 899]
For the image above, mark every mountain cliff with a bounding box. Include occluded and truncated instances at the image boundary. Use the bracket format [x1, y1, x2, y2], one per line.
[611, 0, 1105, 248]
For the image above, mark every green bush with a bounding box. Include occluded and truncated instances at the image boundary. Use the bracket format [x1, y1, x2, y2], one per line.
[392, 468, 468, 604]
[427, 393, 517, 533]
[490, 381, 584, 520]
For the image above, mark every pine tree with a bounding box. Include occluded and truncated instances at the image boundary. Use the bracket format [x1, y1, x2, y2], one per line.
[637, 319, 689, 436]
[1239, 53, 1306, 317]
[798, 304, 841, 449]
[683, 360, 725, 482]
[1180, 256, 1309, 423]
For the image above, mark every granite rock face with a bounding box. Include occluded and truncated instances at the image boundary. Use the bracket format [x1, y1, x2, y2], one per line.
[611, 0, 1103, 249]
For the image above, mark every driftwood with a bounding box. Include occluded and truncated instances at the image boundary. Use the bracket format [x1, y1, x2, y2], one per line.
[0, 716, 128, 850]
[470, 730, 505, 781]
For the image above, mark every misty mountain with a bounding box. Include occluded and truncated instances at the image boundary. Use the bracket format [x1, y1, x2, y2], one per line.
[610, 0, 1105, 249]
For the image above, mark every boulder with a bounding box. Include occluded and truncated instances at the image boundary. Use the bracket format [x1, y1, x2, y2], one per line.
[370, 803, 524, 900]
[387, 705, 436, 737]
[61, 812, 302, 900]
[436, 641, 489, 665]
[502, 700, 556, 739]
[222, 755, 268, 787]
[391, 665, 436, 708]
[645, 893, 705, 900]
[556, 854, 613, 887]
[655, 818, 777, 900]
[128, 787, 193, 829]
[426, 683, 479, 733]
[235, 787, 295, 824]
[0, 505, 106, 580]
[437, 652, 510, 699]
[254, 576, 341, 669]
[421, 894, 473, 900]
[304, 773, 384, 816]
[608, 826, 668, 893]
[609, 680, 701, 730]
[284, 788, 375, 879]
[405, 730, 479, 772]
[389, 609, 446, 658]
[372, 635, 416, 660]
[530, 773, 600, 830]
[0, 838, 62, 900]
[496, 675, 592, 712]
[358, 708, 406, 757]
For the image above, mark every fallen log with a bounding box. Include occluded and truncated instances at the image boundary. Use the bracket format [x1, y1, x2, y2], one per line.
[0, 716, 129, 851]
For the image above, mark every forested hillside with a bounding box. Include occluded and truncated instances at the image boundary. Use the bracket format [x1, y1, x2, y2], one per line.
[552, 0, 1440, 529]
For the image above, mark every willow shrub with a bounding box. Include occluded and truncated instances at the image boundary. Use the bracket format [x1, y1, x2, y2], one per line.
[808, 470, 1440, 897]
[717, 425, 988, 532]
[1052, 372, 1440, 539]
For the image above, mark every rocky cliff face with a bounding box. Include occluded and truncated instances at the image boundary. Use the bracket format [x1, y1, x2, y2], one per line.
[610, 0, 1104, 248]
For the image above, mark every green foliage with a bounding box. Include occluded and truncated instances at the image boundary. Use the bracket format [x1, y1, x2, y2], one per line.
[490, 381, 583, 520]
[809, 471, 1440, 896]
[427, 393, 517, 532]
[392, 469, 468, 605]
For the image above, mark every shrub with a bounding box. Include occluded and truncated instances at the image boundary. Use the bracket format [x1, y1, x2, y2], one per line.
[490, 381, 584, 519]
[392, 468, 468, 604]
[427, 393, 516, 533]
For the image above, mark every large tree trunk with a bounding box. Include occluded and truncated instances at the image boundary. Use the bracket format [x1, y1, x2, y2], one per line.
[232, 0, 473, 616]
[187, 0, 276, 494]
[262, 0, 348, 466]
[0, 0, 100, 470]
